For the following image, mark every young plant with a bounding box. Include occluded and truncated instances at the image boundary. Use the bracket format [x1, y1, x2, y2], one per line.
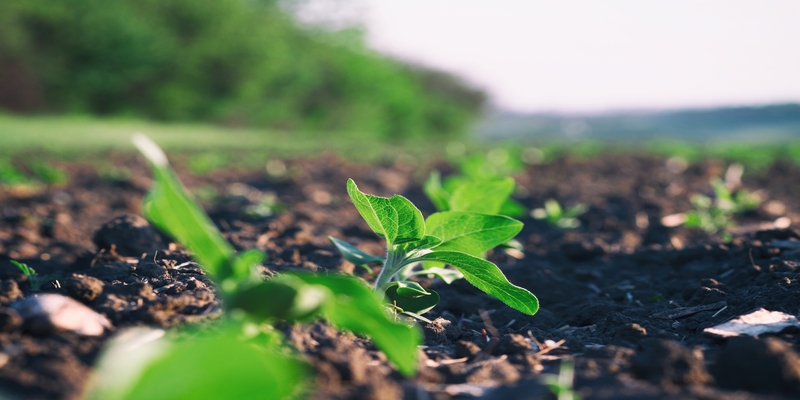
[684, 177, 761, 234]
[85, 135, 421, 399]
[331, 179, 539, 319]
[11, 260, 55, 291]
[424, 171, 527, 218]
[543, 359, 581, 400]
[531, 199, 587, 229]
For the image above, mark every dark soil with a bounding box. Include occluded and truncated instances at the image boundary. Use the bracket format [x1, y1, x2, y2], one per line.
[2, 152, 800, 399]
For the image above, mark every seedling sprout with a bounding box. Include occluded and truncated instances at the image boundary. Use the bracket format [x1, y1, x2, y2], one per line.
[332, 179, 538, 319]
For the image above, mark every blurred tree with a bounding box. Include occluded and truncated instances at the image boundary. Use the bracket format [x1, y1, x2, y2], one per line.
[0, 0, 485, 139]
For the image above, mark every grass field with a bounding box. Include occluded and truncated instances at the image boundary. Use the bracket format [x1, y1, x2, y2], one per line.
[2, 114, 800, 172]
[0, 114, 465, 164]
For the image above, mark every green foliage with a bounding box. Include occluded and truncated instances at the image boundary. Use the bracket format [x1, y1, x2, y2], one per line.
[684, 177, 761, 234]
[531, 199, 588, 229]
[332, 179, 538, 317]
[544, 359, 581, 400]
[0, 158, 69, 187]
[10, 260, 55, 291]
[85, 326, 310, 400]
[94, 135, 422, 398]
[424, 171, 525, 218]
[0, 0, 484, 139]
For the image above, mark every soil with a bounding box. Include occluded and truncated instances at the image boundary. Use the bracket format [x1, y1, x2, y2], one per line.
[2, 152, 800, 399]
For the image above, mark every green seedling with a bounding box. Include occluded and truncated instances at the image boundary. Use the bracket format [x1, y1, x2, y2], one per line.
[242, 193, 286, 220]
[684, 176, 761, 234]
[96, 164, 132, 184]
[331, 179, 538, 319]
[29, 161, 69, 185]
[0, 159, 32, 186]
[531, 199, 587, 229]
[544, 359, 581, 400]
[10, 260, 56, 291]
[424, 171, 527, 218]
[188, 153, 229, 175]
[85, 135, 422, 399]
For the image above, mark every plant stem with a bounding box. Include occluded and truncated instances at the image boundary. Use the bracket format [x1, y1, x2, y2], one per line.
[374, 248, 404, 291]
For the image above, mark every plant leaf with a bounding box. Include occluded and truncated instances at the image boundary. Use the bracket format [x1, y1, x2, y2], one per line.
[392, 280, 430, 296]
[385, 285, 440, 315]
[289, 272, 421, 376]
[423, 170, 451, 211]
[409, 267, 464, 284]
[133, 135, 235, 281]
[448, 178, 515, 214]
[419, 251, 538, 315]
[229, 276, 329, 321]
[347, 179, 425, 245]
[389, 195, 426, 244]
[347, 179, 398, 244]
[329, 237, 385, 269]
[85, 327, 309, 400]
[396, 235, 443, 254]
[426, 211, 523, 256]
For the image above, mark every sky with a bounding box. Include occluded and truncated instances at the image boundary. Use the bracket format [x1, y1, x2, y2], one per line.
[351, 0, 800, 113]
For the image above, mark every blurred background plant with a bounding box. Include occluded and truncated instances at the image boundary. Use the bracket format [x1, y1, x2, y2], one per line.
[0, 0, 485, 140]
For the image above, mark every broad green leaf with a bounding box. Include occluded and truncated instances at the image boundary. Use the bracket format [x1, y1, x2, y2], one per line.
[347, 179, 425, 245]
[423, 170, 451, 211]
[133, 135, 235, 281]
[229, 276, 329, 321]
[389, 195, 426, 244]
[392, 280, 430, 296]
[85, 327, 309, 400]
[385, 285, 440, 315]
[448, 178, 515, 214]
[426, 212, 523, 256]
[347, 179, 398, 243]
[409, 267, 464, 284]
[329, 237, 385, 269]
[290, 272, 421, 376]
[419, 251, 538, 315]
[396, 235, 443, 254]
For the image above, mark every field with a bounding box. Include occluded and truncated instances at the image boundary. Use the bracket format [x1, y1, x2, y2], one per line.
[2, 121, 800, 399]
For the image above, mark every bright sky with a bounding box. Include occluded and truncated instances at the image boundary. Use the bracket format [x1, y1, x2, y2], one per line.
[357, 0, 800, 113]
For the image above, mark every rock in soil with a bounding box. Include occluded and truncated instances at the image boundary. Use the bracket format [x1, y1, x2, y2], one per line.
[11, 294, 111, 336]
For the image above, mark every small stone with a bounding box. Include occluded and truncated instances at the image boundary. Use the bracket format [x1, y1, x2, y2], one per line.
[64, 274, 104, 303]
[11, 293, 112, 336]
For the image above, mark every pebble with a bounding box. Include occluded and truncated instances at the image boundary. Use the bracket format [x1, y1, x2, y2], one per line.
[11, 293, 112, 336]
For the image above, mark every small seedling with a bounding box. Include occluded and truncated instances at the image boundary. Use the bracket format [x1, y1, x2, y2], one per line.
[424, 170, 526, 218]
[29, 161, 69, 186]
[331, 179, 539, 318]
[531, 199, 587, 229]
[543, 359, 581, 400]
[684, 175, 761, 234]
[242, 193, 286, 220]
[10, 260, 54, 291]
